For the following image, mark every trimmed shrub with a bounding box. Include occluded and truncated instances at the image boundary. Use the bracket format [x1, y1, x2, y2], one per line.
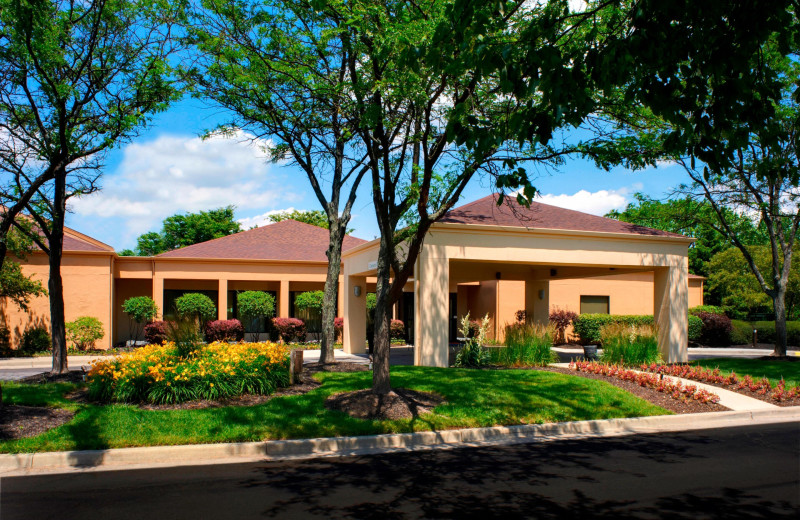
[730, 320, 754, 344]
[749, 321, 800, 346]
[87, 341, 290, 404]
[572, 314, 655, 344]
[549, 308, 578, 344]
[204, 319, 244, 342]
[688, 314, 703, 342]
[492, 322, 556, 366]
[65, 316, 105, 351]
[144, 321, 168, 345]
[272, 317, 306, 343]
[294, 290, 324, 311]
[20, 327, 50, 354]
[390, 319, 405, 340]
[122, 296, 159, 342]
[174, 293, 216, 323]
[696, 311, 733, 345]
[334, 317, 343, 341]
[599, 323, 661, 365]
[689, 305, 726, 316]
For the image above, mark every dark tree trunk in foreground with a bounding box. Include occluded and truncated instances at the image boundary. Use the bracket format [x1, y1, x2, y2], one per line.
[371, 235, 394, 394]
[49, 174, 68, 374]
[772, 286, 788, 357]
[319, 222, 346, 364]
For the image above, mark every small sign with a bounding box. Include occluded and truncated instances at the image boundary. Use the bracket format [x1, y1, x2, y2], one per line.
[368, 261, 378, 269]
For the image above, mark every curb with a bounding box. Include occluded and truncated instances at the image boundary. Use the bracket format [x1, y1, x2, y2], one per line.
[1, 407, 798, 476]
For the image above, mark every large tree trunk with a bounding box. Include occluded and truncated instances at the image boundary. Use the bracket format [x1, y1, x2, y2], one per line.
[371, 235, 393, 395]
[319, 223, 345, 364]
[772, 288, 788, 357]
[49, 175, 68, 374]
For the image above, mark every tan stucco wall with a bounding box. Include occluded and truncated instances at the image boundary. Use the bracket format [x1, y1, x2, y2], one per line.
[2, 253, 114, 349]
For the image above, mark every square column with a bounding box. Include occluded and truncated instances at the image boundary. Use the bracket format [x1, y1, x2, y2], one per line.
[153, 277, 164, 320]
[525, 279, 550, 325]
[279, 280, 290, 317]
[414, 247, 449, 367]
[343, 275, 366, 354]
[218, 279, 228, 321]
[654, 264, 688, 362]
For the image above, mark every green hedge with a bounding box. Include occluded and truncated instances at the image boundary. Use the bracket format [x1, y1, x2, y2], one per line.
[730, 320, 753, 344]
[572, 314, 654, 344]
[573, 313, 704, 344]
[689, 305, 726, 316]
[729, 320, 800, 346]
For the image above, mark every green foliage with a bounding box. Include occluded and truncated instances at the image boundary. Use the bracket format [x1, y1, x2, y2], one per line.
[237, 291, 275, 322]
[293, 291, 324, 311]
[173, 293, 216, 323]
[707, 246, 800, 320]
[122, 296, 159, 324]
[749, 321, 800, 347]
[689, 305, 727, 316]
[687, 315, 703, 342]
[572, 314, 655, 345]
[490, 323, 556, 367]
[20, 327, 50, 355]
[366, 293, 377, 312]
[86, 342, 290, 404]
[165, 317, 205, 358]
[65, 317, 104, 351]
[454, 313, 490, 368]
[606, 194, 767, 279]
[599, 323, 662, 366]
[131, 207, 242, 256]
[0, 261, 46, 311]
[730, 320, 754, 345]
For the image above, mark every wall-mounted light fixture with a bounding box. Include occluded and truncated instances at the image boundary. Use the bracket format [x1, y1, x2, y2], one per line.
[550, 268, 558, 277]
[538, 289, 545, 300]
[354, 285, 362, 297]
[495, 272, 502, 280]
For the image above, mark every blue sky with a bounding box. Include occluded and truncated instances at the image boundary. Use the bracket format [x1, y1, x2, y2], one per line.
[67, 97, 690, 250]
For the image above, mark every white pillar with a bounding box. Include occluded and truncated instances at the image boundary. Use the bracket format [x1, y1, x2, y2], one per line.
[415, 246, 449, 367]
[654, 263, 688, 362]
[343, 275, 367, 354]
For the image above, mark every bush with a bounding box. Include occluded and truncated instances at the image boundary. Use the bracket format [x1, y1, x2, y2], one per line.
[689, 305, 726, 316]
[515, 310, 527, 323]
[272, 317, 306, 343]
[237, 291, 275, 340]
[0, 327, 12, 357]
[491, 322, 556, 366]
[165, 317, 204, 357]
[599, 323, 661, 365]
[688, 314, 703, 342]
[749, 320, 800, 346]
[334, 317, 343, 341]
[572, 314, 655, 344]
[20, 327, 50, 354]
[204, 319, 244, 342]
[294, 290, 324, 311]
[65, 316, 105, 351]
[455, 313, 490, 367]
[122, 296, 159, 342]
[696, 311, 733, 345]
[87, 341, 290, 404]
[549, 308, 578, 344]
[390, 319, 405, 340]
[174, 293, 216, 323]
[144, 321, 168, 345]
[730, 320, 753, 344]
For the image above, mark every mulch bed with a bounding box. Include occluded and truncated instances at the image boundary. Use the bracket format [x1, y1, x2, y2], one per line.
[0, 406, 74, 440]
[18, 371, 86, 384]
[325, 388, 445, 420]
[305, 362, 370, 373]
[541, 367, 730, 415]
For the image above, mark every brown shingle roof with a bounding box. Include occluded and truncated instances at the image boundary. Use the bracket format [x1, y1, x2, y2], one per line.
[63, 228, 115, 252]
[156, 219, 368, 261]
[440, 194, 687, 238]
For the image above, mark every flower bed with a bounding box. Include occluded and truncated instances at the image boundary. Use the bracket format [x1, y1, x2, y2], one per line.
[639, 363, 800, 403]
[569, 361, 721, 404]
[87, 341, 290, 404]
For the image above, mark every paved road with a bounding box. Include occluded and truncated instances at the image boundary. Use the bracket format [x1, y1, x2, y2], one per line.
[1, 422, 797, 519]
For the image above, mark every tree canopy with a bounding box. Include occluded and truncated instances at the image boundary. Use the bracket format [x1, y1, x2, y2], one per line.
[266, 210, 354, 234]
[121, 207, 241, 256]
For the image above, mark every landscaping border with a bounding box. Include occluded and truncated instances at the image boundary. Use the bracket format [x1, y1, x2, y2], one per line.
[1, 407, 797, 476]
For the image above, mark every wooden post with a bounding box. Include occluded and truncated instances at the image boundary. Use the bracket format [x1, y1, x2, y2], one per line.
[289, 349, 303, 384]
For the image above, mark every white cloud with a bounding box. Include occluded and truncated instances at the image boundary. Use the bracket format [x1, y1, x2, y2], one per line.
[70, 131, 301, 238]
[237, 208, 298, 229]
[536, 188, 629, 215]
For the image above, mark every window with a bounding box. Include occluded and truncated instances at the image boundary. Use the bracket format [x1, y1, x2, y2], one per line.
[580, 295, 610, 314]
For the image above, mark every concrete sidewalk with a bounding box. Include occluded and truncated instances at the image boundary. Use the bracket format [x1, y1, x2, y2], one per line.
[0, 355, 110, 381]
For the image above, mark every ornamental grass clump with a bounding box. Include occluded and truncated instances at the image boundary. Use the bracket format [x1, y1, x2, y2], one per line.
[455, 313, 490, 367]
[599, 323, 662, 365]
[87, 341, 290, 404]
[491, 322, 557, 367]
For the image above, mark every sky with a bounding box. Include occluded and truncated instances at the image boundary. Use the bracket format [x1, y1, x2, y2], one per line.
[66, 97, 690, 250]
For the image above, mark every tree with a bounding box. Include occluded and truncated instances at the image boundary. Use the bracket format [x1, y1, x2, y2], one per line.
[0, 226, 46, 311]
[237, 291, 275, 342]
[268, 210, 327, 230]
[606, 193, 769, 304]
[126, 207, 241, 256]
[1, 0, 183, 373]
[707, 247, 800, 321]
[65, 316, 104, 351]
[293, 291, 324, 312]
[174, 293, 216, 325]
[122, 296, 159, 343]
[189, 0, 370, 365]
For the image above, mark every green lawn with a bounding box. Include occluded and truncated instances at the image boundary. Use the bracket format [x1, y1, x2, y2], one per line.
[0, 366, 669, 454]
[691, 358, 800, 387]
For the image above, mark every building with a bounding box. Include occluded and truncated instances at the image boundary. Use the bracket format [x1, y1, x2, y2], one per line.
[1, 195, 700, 362]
